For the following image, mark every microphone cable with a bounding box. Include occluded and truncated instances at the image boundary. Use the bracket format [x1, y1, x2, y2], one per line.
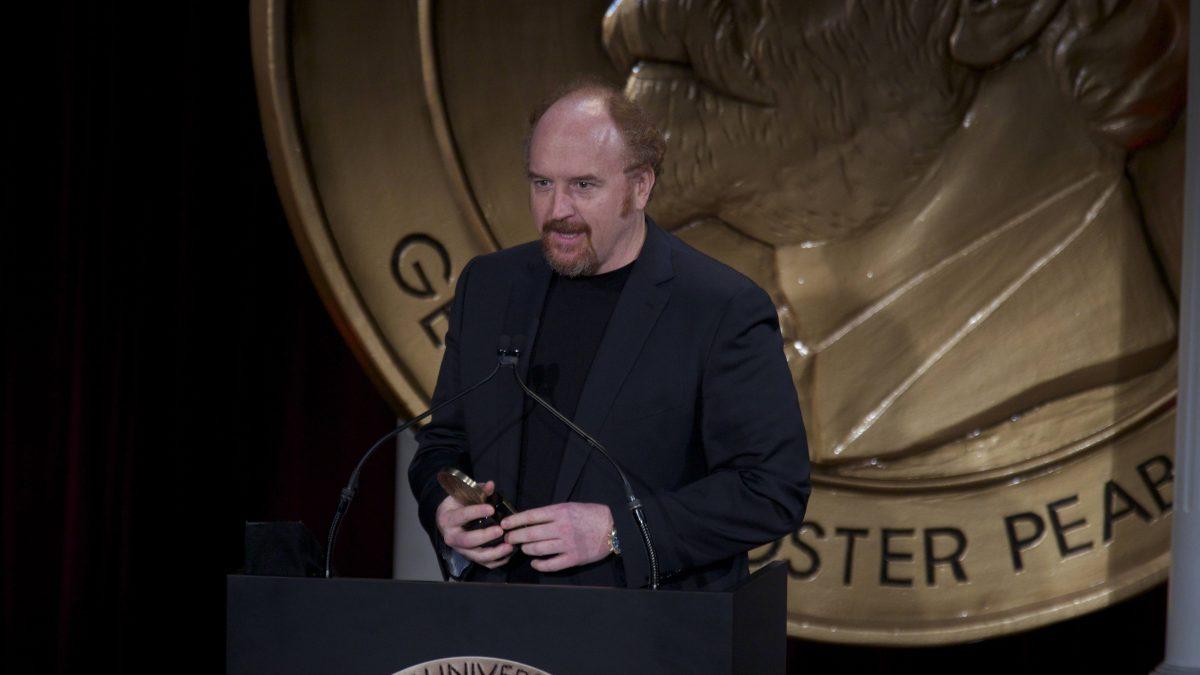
[323, 361, 502, 579]
[326, 337, 662, 590]
[502, 338, 660, 590]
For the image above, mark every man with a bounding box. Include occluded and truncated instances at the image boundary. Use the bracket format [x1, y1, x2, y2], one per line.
[408, 83, 811, 590]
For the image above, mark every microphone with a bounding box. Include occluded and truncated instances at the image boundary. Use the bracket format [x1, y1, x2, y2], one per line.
[497, 334, 520, 367]
[322, 355, 505, 579]
[325, 335, 662, 590]
[499, 335, 661, 590]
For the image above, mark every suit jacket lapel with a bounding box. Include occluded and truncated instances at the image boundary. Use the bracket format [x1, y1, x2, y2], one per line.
[552, 221, 674, 502]
[475, 252, 551, 504]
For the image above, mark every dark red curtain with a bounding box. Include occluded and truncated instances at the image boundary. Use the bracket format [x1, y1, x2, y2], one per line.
[3, 3, 396, 672]
[1, 2, 1171, 674]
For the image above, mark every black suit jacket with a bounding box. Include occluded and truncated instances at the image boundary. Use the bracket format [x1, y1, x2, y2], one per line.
[409, 219, 811, 590]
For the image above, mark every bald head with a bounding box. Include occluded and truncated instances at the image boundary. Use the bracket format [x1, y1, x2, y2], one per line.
[524, 82, 665, 178]
[529, 90, 625, 174]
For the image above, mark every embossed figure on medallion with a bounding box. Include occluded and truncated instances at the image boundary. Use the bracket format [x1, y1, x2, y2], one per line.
[603, 0, 1187, 479]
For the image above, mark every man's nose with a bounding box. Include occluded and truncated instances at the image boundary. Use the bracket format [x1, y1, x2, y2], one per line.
[550, 186, 575, 221]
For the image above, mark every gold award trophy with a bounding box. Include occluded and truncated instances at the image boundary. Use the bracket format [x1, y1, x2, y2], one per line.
[437, 468, 517, 534]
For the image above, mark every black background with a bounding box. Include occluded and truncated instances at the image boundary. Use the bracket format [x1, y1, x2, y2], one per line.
[1, 3, 1169, 673]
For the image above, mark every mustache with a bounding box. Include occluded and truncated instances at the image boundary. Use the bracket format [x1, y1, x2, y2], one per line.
[541, 219, 591, 235]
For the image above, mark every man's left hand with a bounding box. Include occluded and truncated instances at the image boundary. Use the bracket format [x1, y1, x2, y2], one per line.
[500, 502, 614, 572]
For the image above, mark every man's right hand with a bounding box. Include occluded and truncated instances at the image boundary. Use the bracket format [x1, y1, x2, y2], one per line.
[435, 480, 514, 569]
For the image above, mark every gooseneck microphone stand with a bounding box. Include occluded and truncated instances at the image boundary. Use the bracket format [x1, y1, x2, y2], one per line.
[326, 341, 661, 590]
[323, 362, 502, 579]
[499, 340, 661, 590]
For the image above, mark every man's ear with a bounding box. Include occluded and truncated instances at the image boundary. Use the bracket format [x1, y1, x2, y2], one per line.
[949, 0, 1064, 68]
[632, 167, 655, 210]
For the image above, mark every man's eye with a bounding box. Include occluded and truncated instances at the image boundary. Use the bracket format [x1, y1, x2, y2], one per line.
[575, 181, 593, 189]
[532, 179, 551, 188]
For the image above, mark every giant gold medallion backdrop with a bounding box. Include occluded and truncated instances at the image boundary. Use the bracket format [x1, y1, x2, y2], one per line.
[251, 0, 1188, 645]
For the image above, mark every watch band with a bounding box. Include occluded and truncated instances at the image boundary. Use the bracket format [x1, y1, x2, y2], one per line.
[608, 526, 622, 556]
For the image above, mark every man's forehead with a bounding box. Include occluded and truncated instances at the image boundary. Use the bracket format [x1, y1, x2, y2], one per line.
[530, 97, 626, 173]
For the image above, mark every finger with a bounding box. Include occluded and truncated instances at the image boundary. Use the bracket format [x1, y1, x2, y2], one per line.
[461, 541, 513, 565]
[436, 495, 471, 520]
[482, 480, 495, 496]
[442, 503, 495, 528]
[500, 504, 558, 530]
[531, 554, 573, 573]
[449, 525, 505, 550]
[438, 502, 493, 530]
[504, 522, 561, 545]
[481, 553, 513, 570]
[520, 539, 565, 558]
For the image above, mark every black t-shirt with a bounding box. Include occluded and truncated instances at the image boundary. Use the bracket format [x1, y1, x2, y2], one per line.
[508, 262, 633, 582]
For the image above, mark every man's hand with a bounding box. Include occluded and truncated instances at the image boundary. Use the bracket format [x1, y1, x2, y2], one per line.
[501, 502, 615, 572]
[435, 480, 513, 569]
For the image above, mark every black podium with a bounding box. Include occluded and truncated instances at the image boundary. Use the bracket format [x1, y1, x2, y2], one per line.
[227, 561, 786, 674]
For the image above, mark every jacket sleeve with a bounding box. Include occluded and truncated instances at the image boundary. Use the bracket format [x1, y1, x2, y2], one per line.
[614, 282, 812, 587]
[407, 259, 478, 579]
